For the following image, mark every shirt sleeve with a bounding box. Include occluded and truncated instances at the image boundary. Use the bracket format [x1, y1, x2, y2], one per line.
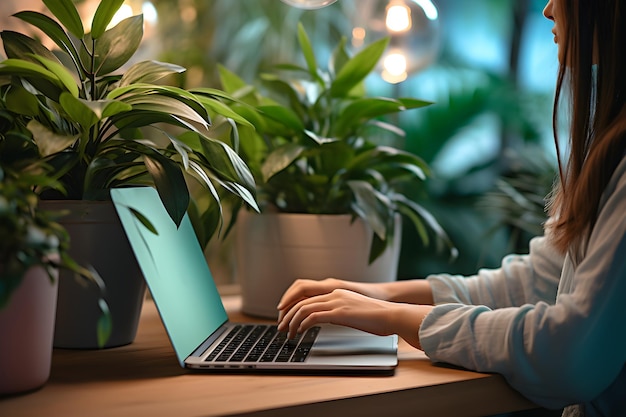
[426, 235, 563, 309]
[418, 167, 626, 410]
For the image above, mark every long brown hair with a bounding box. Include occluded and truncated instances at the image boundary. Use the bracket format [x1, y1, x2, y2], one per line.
[547, 0, 626, 256]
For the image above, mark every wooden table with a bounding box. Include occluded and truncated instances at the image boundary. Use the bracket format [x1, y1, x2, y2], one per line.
[0, 295, 537, 417]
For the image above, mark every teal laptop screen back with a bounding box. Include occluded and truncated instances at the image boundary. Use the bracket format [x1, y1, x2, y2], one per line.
[111, 187, 228, 366]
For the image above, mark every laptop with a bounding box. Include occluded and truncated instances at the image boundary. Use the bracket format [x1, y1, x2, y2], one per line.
[110, 187, 398, 374]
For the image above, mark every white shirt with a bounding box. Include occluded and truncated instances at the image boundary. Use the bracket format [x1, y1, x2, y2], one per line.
[419, 156, 626, 416]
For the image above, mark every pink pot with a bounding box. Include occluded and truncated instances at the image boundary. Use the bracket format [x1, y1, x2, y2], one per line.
[0, 266, 58, 395]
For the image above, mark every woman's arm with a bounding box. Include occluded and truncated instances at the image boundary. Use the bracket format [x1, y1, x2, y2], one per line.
[427, 235, 563, 308]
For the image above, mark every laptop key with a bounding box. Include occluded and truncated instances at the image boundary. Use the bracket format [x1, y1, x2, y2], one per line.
[245, 326, 278, 362]
[206, 326, 241, 361]
[290, 327, 320, 362]
[216, 325, 254, 362]
[207, 324, 321, 364]
[275, 335, 303, 362]
[260, 331, 290, 362]
[230, 325, 270, 362]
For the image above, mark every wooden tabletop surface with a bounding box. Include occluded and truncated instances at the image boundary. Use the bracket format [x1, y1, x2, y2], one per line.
[0, 294, 537, 417]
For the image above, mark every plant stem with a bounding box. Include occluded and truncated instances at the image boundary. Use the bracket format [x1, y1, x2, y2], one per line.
[89, 38, 97, 101]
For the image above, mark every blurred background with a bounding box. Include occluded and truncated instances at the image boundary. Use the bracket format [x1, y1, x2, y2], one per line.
[1, 0, 561, 282]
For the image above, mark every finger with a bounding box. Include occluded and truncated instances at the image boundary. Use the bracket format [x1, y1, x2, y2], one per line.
[276, 301, 298, 332]
[287, 298, 336, 339]
[276, 295, 309, 327]
[276, 279, 310, 310]
[278, 296, 318, 337]
[276, 279, 332, 310]
[298, 309, 334, 333]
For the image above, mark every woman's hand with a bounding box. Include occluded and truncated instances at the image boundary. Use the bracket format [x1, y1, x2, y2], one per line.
[277, 287, 433, 350]
[277, 279, 435, 322]
[277, 278, 386, 323]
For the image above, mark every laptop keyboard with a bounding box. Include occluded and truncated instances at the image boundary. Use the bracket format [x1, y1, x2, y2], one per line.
[205, 324, 320, 363]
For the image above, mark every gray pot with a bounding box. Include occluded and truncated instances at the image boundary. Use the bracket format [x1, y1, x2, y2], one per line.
[41, 200, 145, 349]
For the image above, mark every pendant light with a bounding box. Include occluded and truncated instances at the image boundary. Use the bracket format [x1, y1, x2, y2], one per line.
[280, 0, 338, 9]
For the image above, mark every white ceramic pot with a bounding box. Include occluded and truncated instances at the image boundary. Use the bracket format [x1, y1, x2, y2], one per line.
[235, 211, 401, 319]
[0, 265, 58, 395]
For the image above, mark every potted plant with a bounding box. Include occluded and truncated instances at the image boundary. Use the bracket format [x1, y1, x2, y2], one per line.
[212, 23, 454, 318]
[0, 0, 257, 347]
[0, 109, 110, 394]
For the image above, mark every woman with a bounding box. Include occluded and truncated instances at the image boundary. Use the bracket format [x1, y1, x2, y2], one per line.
[276, 0, 626, 415]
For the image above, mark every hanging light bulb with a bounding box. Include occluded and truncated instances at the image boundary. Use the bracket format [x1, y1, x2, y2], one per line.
[280, 0, 338, 9]
[382, 51, 409, 83]
[386, 1, 412, 32]
[352, 0, 441, 83]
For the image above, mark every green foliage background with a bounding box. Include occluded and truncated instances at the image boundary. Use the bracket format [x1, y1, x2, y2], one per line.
[148, 0, 556, 279]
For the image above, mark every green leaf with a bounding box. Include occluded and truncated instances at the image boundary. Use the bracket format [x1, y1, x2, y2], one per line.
[60, 96, 131, 122]
[0, 58, 60, 83]
[191, 86, 243, 102]
[0, 30, 59, 63]
[226, 182, 259, 212]
[335, 97, 404, 134]
[91, 0, 125, 39]
[27, 119, 78, 157]
[121, 94, 209, 129]
[89, 15, 143, 75]
[368, 232, 387, 264]
[259, 74, 307, 118]
[329, 36, 350, 77]
[179, 131, 256, 190]
[43, 0, 84, 38]
[30, 54, 79, 97]
[257, 105, 304, 132]
[303, 129, 336, 145]
[119, 60, 186, 87]
[44, 151, 79, 183]
[261, 143, 306, 182]
[12, 11, 80, 67]
[97, 298, 112, 348]
[347, 180, 393, 240]
[188, 159, 223, 205]
[100, 100, 133, 118]
[394, 193, 457, 259]
[129, 207, 159, 235]
[297, 22, 318, 81]
[0, 58, 65, 99]
[330, 37, 390, 97]
[195, 95, 253, 127]
[397, 97, 433, 109]
[217, 64, 248, 94]
[367, 120, 406, 138]
[5, 84, 40, 116]
[168, 134, 191, 170]
[350, 146, 429, 177]
[59, 92, 100, 128]
[143, 154, 189, 227]
[192, 87, 262, 125]
[208, 137, 255, 189]
[108, 84, 208, 121]
[108, 112, 198, 137]
[83, 149, 142, 192]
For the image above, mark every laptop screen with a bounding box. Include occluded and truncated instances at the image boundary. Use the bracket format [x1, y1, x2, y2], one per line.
[111, 187, 228, 366]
